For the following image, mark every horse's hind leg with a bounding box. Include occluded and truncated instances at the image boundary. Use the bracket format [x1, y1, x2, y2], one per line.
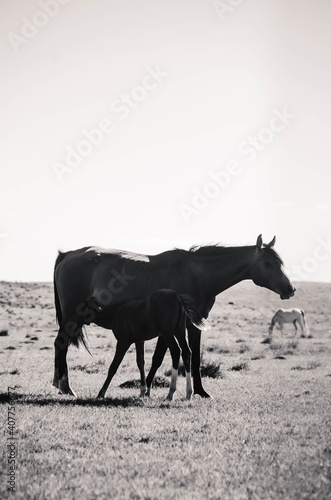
[268, 319, 275, 336]
[97, 341, 130, 398]
[135, 342, 146, 397]
[145, 336, 168, 396]
[53, 327, 77, 397]
[279, 322, 284, 337]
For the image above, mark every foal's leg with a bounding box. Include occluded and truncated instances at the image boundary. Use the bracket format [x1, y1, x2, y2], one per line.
[135, 342, 146, 397]
[163, 334, 181, 401]
[175, 320, 192, 400]
[177, 337, 192, 400]
[97, 341, 130, 398]
[145, 336, 168, 396]
[293, 320, 298, 337]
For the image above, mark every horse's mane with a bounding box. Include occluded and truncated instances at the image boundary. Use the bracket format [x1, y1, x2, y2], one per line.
[262, 245, 284, 266]
[188, 243, 228, 256]
[180, 242, 283, 265]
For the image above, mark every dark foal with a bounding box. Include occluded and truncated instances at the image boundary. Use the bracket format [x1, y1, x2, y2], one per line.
[96, 289, 209, 400]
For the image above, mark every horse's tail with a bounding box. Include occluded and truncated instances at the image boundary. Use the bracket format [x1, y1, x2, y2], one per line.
[54, 251, 66, 326]
[177, 294, 210, 331]
[53, 251, 90, 353]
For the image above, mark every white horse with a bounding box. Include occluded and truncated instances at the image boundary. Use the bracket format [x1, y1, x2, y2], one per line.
[268, 308, 308, 337]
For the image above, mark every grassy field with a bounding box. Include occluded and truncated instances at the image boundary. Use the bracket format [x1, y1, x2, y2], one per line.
[1, 280, 331, 499]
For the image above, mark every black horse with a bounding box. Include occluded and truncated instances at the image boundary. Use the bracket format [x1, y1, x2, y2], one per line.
[52, 235, 295, 397]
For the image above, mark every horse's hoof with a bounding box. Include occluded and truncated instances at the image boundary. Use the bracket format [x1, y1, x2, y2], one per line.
[194, 390, 211, 399]
[58, 386, 77, 397]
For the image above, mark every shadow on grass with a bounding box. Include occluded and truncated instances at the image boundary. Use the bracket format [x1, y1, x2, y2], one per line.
[0, 392, 145, 408]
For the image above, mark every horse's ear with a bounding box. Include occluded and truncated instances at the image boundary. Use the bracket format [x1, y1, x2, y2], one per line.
[256, 234, 263, 250]
[266, 236, 276, 248]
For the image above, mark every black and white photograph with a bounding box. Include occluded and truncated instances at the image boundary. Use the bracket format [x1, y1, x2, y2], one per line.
[1, 1, 331, 498]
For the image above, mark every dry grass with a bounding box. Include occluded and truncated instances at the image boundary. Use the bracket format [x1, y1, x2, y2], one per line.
[1, 280, 331, 499]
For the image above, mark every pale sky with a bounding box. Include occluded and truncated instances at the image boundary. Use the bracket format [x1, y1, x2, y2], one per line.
[1, 0, 331, 281]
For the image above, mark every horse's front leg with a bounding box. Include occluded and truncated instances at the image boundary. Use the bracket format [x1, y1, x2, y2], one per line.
[187, 324, 210, 398]
[280, 323, 284, 337]
[135, 341, 146, 397]
[97, 341, 130, 398]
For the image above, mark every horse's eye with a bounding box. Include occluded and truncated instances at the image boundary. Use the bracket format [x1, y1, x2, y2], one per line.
[264, 261, 272, 268]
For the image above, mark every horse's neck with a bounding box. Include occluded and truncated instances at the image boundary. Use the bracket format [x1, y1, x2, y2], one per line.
[192, 246, 256, 299]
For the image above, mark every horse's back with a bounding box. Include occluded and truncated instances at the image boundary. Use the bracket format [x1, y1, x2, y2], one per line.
[54, 246, 149, 318]
[274, 308, 303, 321]
[54, 246, 195, 323]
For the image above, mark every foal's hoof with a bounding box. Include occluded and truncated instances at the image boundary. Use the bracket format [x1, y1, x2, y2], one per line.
[139, 386, 147, 398]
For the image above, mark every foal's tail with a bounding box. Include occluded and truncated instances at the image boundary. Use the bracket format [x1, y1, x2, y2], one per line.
[177, 294, 210, 331]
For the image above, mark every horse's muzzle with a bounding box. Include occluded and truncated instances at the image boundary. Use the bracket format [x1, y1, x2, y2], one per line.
[280, 284, 296, 300]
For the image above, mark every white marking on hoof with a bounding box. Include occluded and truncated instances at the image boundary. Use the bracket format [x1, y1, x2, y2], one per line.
[185, 370, 193, 400]
[59, 376, 77, 397]
[166, 367, 178, 401]
[139, 385, 147, 398]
